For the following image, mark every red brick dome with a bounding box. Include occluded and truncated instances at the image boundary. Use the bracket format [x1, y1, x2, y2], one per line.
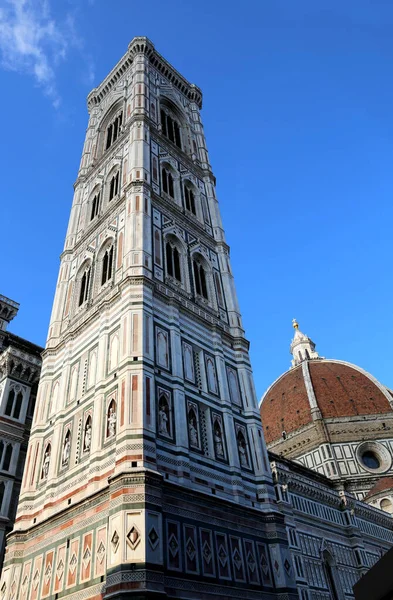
[260, 359, 393, 445]
[365, 477, 393, 500]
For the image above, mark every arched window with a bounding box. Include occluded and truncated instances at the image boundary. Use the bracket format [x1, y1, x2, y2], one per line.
[193, 259, 208, 299]
[323, 554, 340, 600]
[78, 266, 91, 306]
[184, 185, 196, 215]
[160, 109, 182, 149]
[105, 111, 123, 151]
[13, 391, 23, 419]
[2, 445, 12, 472]
[162, 168, 174, 198]
[166, 241, 181, 282]
[101, 246, 114, 286]
[0, 482, 5, 512]
[90, 191, 101, 220]
[109, 172, 119, 201]
[4, 389, 23, 419]
[5, 390, 15, 416]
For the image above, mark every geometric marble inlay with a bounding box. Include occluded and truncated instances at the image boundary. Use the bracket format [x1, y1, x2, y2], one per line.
[127, 525, 141, 550]
[247, 551, 256, 573]
[202, 539, 212, 565]
[111, 531, 120, 554]
[168, 533, 179, 557]
[69, 553, 77, 575]
[284, 558, 291, 574]
[82, 547, 91, 569]
[44, 562, 52, 584]
[186, 537, 196, 562]
[148, 526, 159, 551]
[232, 547, 242, 571]
[97, 541, 106, 564]
[218, 544, 228, 567]
[32, 570, 40, 590]
[56, 559, 64, 581]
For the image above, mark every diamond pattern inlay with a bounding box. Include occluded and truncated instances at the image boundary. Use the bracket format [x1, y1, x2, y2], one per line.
[186, 538, 196, 561]
[247, 551, 256, 572]
[57, 558, 65, 581]
[148, 526, 159, 550]
[32, 570, 40, 590]
[97, 541, 106, 564]
[69, 553, 77, 575]
[127, 525, 141, 550]
[202, 540, 212, 564]
[168, 533, 179, 557]
[111, 530, 120, 553]
[232, 548, 242, 570]
[218, 544, 228, 567]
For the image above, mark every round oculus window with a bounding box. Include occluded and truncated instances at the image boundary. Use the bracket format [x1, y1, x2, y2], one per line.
[356, 441, 392, 474]
[360, 450, 380, 470]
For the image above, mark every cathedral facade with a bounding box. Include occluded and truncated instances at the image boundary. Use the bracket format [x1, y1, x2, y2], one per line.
[2, 38, 393, 600]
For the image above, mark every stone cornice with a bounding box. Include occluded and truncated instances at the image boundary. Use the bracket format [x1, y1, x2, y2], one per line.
[87, 37, 202, 113]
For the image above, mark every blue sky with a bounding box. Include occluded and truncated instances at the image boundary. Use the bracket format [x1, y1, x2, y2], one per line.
[2, 0, 393, 399]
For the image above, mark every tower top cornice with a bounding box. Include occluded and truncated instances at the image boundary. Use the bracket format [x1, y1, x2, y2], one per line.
[87, 36, 203, 112]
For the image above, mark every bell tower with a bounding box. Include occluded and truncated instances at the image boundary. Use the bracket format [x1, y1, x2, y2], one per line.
[1, 38, 297, 599]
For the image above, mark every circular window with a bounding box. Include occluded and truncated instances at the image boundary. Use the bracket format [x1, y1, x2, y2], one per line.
[380, 498, 393, 514]
[361, 451, 381, 470]
[356, 441, 392, 474]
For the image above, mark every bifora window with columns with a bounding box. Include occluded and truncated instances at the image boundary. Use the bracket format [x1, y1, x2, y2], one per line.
[105, 110, 123, 151]
[160, 107, 181, 149]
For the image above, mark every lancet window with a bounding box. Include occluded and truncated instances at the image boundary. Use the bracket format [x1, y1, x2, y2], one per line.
[162, 168, 174, 198]
[160, 109, 182, 149]
[166, 241, 181, 282]
[78, 266, 91, 307]
[193, 259, 208, 299]
[0, 442, 13, 471]
[105, 111, 123, 151]
[109, 172, 119, 201]
[90, 191, 101, 220]
[4, 388, 23, 419]
[184, 185, 196, 215]
[101, 246, 114, 286]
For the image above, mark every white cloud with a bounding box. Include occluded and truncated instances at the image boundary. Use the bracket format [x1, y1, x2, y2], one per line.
[0, 0, 93, 108]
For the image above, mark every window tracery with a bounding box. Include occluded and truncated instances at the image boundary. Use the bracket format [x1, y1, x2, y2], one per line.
[105, 111, 123, 151]
[165, 241, 181, 282]
[193, 259, 208, 299]
[184, 185, 196, 215]
[4, 386, 23, 419]
[160, 108, 181, 149]
[162, 167, 174, 198]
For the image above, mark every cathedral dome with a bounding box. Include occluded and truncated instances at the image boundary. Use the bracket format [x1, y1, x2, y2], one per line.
[260, 322, 393, 445]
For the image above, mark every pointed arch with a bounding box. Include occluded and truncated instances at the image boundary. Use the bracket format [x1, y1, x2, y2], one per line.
[84, 415, 92, 453]
[107, 399, 117, 438]
[109, 333, 119, 372]
[88, 351, 97, 388]
[206, 357, 218, 394]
